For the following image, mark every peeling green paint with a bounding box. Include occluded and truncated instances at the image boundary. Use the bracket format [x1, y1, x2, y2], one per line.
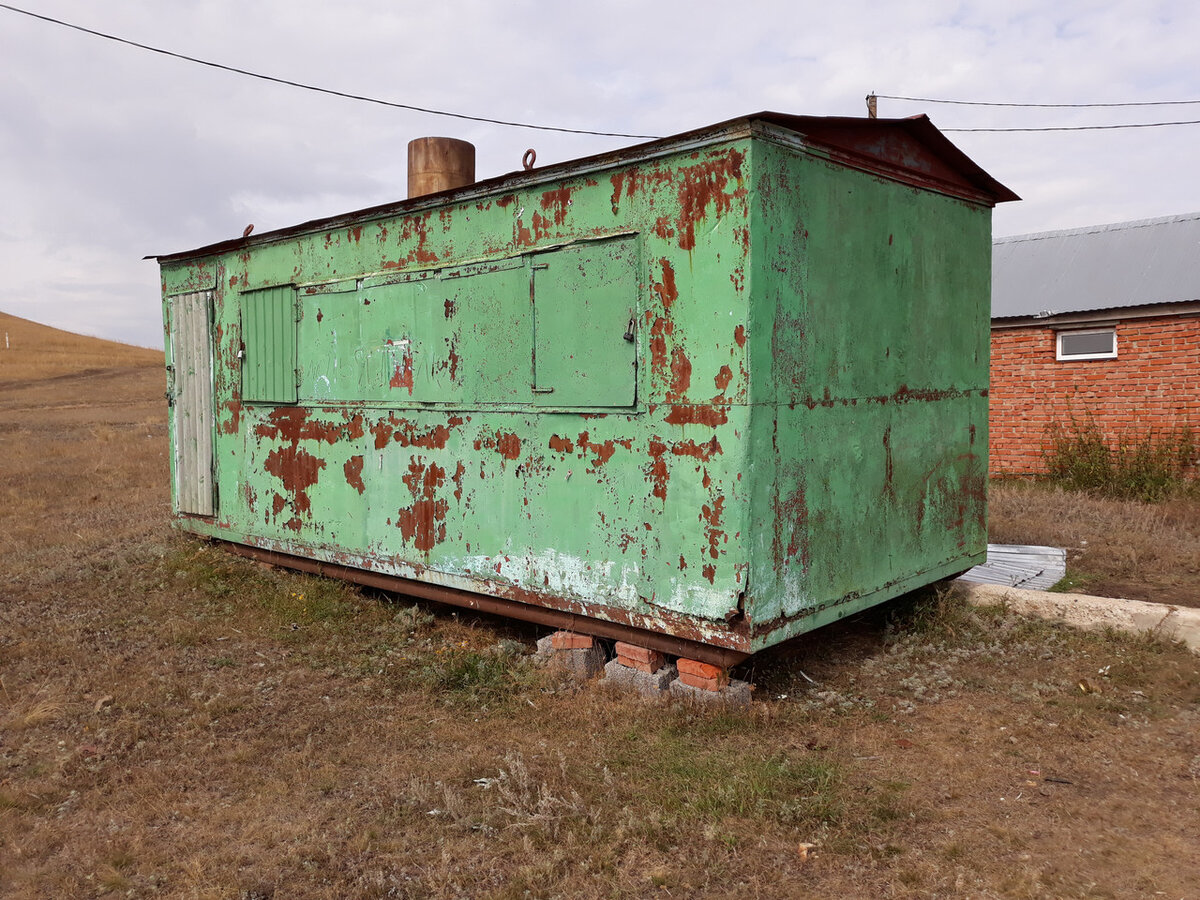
[159, 117, 1011, 657]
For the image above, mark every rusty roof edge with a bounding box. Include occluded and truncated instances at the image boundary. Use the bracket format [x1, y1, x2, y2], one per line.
[749, 112, 1019, 205]
[147, 111, 1016, 264]
[749, 119, 1009, 207]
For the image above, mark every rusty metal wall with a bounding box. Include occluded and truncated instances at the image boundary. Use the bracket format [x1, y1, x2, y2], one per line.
[158, 120, 1006, 657]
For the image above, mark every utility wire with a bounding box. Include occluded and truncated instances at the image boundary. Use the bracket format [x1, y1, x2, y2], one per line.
[943, 119, 1200, 132]
[0, 2, 662, 139]
[877, 93, 1200, 108]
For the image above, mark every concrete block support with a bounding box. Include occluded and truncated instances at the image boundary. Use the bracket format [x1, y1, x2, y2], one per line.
[602, 658, 677, 696]
[536, 631, 606, 679]
[669, 677, 753, 708]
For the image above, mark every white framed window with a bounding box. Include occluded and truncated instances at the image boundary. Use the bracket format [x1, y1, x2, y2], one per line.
[1056, 327, 1116, 361]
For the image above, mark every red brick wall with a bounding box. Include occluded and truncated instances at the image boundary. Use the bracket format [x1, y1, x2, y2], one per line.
[989, 314, 1200, 474]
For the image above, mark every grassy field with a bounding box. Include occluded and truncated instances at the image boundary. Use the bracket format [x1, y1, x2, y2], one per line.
[2, 318, 1198, 898]
[0, 311, 162, 383]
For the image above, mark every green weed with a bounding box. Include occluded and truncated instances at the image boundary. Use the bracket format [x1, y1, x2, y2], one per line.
[1043, 416, 1197, 501]
[417, 645, 537, 703]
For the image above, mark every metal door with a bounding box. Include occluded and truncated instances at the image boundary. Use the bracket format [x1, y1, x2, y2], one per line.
[532, 237, 638, 407]
[168, 290, 216, 515]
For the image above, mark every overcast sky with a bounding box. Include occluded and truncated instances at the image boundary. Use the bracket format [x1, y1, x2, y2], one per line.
[1, 0, 1197, 348]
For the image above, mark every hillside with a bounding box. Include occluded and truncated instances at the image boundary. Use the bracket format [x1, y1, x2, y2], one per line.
[0, 310, 163, 383]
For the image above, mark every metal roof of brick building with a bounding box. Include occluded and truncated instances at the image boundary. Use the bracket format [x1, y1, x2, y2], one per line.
[992, 212, 1200, 320]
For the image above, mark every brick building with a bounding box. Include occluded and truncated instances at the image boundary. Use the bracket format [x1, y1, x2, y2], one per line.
[990, 213, 1200, 474]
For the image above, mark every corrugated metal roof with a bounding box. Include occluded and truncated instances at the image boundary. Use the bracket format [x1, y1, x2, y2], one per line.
[992, 212, 1200, 319]
[957, 544, 1067, 591]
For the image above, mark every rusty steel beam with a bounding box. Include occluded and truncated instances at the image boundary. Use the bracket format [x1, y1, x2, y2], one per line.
[224, 542, 751, 669]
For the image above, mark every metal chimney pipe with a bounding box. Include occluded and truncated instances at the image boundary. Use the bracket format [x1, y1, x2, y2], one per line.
[407, 137, 476, 199]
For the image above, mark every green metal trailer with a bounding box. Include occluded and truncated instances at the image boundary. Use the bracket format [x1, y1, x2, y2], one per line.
[154, 112, 1016, 666]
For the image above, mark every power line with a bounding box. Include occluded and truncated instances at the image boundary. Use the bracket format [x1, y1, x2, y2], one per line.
[944, 119, 1200, 132]
[0, 2, 661, 140]
[877, 93, 1200, 108]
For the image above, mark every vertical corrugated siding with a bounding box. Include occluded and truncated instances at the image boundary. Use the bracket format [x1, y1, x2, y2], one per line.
[243, 286, 298, 403]
[170, 291, 215, 516]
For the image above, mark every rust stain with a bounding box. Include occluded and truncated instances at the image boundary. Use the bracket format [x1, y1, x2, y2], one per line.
[654, 259, 679, 310]
[671, 437, 722, 462]
[539, 187, 576, 225]
[675, 150, 746, 251]
[700, 495, 726, 560]
[667, 346, 692, 401]
[395, 458, 448, 552]
[254, 409, 365, 531]
[576, 432, 632, 469]
[734, 225, 751, 253]
[802, 385, 985, 409]
[648, 316, 673, 378]
[383, 211, 439, 269]
[217, 399, 242, 436]
[608, 153, 745, 252]
[714, 365, 733, 392]
[370, 420, 393, 450]
[702, 563, 717, 585]
[734, 324, 747, 348]
[496, 432, 521, 460]
[264, 445, 325, 527]
[389, 352, 414, 394]
[444, 298, 456, 318]
[451, 461, 466, 503]
[548, 434, 575, 454]
[663, 405, 729, 427]
[773, 471, 810, 571]
[647, 440, 670, 502]
[344, 455, 365, 495]
[390, 417, 456, 450]
[368, 414, 460, 452]
[474, 431, 522, 461]
[608, 173, 626, 213]
[255, 408, 365, 444]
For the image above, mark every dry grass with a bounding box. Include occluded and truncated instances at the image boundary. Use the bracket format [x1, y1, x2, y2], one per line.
[0, 310, 162, 383]
[2, 321, 1199, 898]
[990, 479, 1200, 605]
